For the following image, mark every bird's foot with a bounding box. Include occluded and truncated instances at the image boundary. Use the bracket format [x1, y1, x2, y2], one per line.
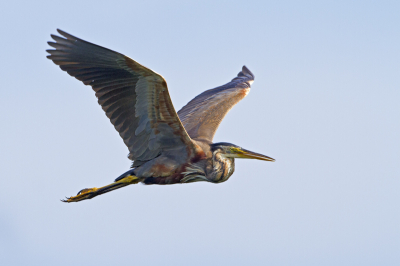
[61, 174, 141, 203]
[62, 187, 99, 203]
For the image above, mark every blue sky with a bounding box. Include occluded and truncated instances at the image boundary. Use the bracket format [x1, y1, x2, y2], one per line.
[1, 0, 399, 265]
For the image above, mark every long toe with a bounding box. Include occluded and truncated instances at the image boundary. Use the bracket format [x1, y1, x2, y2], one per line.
[62, 187, 99, 203]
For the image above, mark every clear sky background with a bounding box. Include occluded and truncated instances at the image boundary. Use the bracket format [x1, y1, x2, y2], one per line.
[0, 0, 399, 265]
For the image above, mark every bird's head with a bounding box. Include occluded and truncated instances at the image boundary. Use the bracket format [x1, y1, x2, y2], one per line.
[210, 142, 275, 162]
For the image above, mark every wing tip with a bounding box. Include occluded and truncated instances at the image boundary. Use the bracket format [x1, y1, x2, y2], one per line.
[56, 29, 68, 37]
[241, 65, 255, 80]
[231, 65, 255, 84]
[51, 29, 80, 43]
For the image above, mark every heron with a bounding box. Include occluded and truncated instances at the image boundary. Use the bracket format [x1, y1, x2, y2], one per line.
[46, 29, 275, 203]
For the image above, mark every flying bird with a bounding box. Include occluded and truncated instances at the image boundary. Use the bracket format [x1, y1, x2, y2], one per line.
[47, 29, 275, 202]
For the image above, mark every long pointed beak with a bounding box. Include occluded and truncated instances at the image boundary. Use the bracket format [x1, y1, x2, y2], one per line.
[236, 148, 275, 162]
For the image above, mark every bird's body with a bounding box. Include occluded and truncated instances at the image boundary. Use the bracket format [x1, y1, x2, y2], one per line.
[47, 29, 274, 202]
[138, 141, 235, 185]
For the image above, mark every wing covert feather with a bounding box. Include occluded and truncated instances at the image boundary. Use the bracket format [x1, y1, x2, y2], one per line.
[178, 66, 254, 142]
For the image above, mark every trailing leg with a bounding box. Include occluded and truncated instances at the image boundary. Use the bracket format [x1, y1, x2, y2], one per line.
[62, 172, 141, 203]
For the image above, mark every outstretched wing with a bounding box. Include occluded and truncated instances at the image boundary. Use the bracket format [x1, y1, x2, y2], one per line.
[177, 66, 254, 142]
[47, 29, 194, 166]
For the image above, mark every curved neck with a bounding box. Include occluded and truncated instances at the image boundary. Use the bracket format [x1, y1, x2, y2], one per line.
[207, 150, 235, 183]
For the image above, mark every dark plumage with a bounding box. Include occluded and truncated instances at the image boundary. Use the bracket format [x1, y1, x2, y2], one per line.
[47, 29, 274, 202]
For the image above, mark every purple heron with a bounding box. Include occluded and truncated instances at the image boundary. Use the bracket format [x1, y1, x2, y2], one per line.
[46, 29, 275, 203]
